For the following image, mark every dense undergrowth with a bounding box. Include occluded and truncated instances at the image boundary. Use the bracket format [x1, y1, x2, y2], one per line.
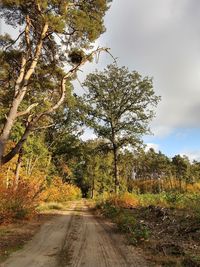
[96, 192, 200, 243]
[96, 193, 150, 245]
[0, 175, 81, 224]
[96, 191, 200, 212]
[97, 200, 150, 245]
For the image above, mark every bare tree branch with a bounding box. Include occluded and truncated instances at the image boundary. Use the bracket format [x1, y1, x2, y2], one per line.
[33, 123, 55, 131]
[16, 103, 38, 117]
[5, 31, 25, 51]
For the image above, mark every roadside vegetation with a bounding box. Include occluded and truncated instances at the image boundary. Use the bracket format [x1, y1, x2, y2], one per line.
[96, 192, 200, 266]
[0, 167, 81, 223]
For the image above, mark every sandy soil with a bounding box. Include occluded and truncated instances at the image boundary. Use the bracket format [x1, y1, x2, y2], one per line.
[0, 200, 148, 267]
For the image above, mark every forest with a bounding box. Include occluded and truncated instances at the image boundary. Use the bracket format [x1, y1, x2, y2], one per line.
[0, 1, 200, 267]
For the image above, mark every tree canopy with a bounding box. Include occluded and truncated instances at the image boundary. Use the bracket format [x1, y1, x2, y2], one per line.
[0, 0, 111, 165]
[82, 64, 160, 191]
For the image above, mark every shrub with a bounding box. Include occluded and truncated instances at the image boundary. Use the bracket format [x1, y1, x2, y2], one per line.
[116, 211, 136, 232]
[115, 210, 150, 244]
[101, 203, 120, 219]
[106, 192, 139, 208]
[163, 192, 184, 207]
[97, 194, 150, 245]
[137, 193, 167, 207]
[41, 177, 81, 203]
[181, 193, 200, 217]
[0, 179, 42, 223]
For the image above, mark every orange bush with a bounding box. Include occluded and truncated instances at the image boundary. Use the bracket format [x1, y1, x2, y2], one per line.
[186, 182, 200, 192]
[41, 176, 81, 202]
[107, 193, 139, 208]
[0, 178, 43, 223]
[0, 153, 46, 223]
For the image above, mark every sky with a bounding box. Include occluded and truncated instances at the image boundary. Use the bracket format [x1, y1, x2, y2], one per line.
[74, 0, 200, 161]
[1, 1, 200, 160]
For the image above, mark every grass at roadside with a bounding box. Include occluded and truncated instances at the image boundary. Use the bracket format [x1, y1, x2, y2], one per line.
[36, 202, 68, 212]
[96, 198, 150, 245]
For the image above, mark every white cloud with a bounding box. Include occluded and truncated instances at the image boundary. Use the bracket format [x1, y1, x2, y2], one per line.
[72, 0, 200, 143]
[80, 128, 97, 141]
[180, 150, 200, 162]
[145, 143, 159, 152]
[97, 0, 200, 137]
[151, 125, 173, 138]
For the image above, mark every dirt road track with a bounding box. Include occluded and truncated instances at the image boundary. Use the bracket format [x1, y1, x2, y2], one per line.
[0, 200, 148, 267]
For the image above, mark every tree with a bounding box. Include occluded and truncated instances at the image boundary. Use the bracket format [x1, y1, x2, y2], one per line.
[190, 160, 200, 184]
[135, 148, 171, 180]
[0, 0, 111, 166]
[172, 154, 190, 190]
[82, 64, 160, 192]
[73, 139, 113, 197]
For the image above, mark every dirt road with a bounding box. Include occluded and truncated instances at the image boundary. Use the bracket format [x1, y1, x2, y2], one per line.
[0, 201, 148, 267]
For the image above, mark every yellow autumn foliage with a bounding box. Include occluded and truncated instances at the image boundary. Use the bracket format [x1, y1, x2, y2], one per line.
[41, 176, 81, 202]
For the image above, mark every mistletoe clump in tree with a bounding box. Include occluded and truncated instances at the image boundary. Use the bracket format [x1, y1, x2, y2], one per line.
[0, 0, 111, 166]
[83, 64, 160, 192]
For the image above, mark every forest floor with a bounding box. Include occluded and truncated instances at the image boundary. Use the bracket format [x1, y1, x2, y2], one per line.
[0, 200, 148, 267]
[129, 205, 200, 266]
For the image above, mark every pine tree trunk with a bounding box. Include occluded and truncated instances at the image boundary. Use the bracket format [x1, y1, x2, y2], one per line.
[0, 98, 21, 165]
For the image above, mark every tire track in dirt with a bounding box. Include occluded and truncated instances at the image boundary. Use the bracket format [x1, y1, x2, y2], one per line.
[59, 201, 148, 267]
[1, 200, 148, 267]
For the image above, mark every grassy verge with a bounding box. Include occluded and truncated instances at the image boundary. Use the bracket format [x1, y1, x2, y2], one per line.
[36, 202, 68, 212]
[138, 192, 200, 213]
[96, 199, 150, 245]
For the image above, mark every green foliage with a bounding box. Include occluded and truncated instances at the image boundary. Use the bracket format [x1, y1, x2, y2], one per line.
[101, 203, 120, 218]
[0, 0, 111, 46]
[83, 64, 160, 146]
[97, 197, 150, 245]
[179, 193, 200, 218]
[82, 64, 160, 191]
[172, 155, 190, 188]
[163, 192, 184, 206]
[137, 192, 200, 217]
[0, 0, 111, 168]
[137, 192, 181, 208]
[116, 211, 137, 232]
[138, 193, 167, 207]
